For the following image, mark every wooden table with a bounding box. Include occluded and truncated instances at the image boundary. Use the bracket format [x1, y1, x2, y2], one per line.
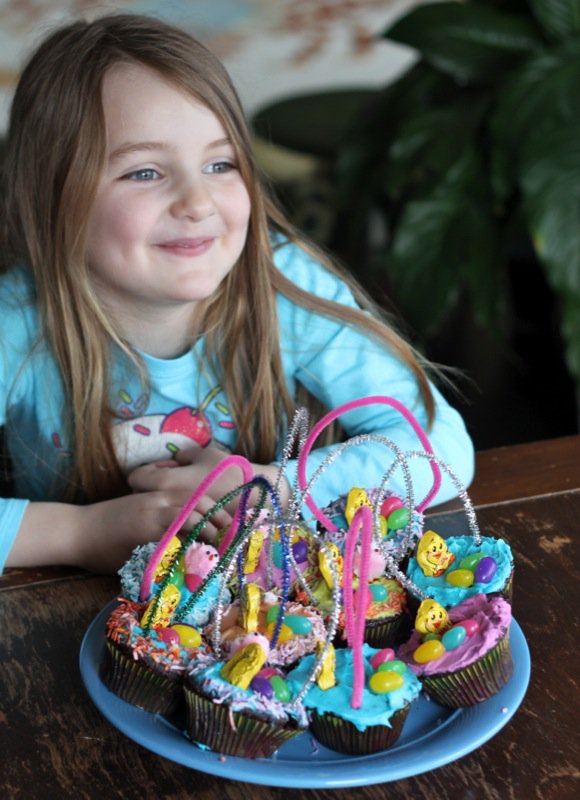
[1, 436, 579, 799]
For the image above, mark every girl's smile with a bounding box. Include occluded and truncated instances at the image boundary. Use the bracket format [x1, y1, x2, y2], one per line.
[85, 62, 251, 356]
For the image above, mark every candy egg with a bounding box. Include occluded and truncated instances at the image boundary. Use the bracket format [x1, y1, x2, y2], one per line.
[446, 569, 474, 588]
[266, 622, 294, 642]
[156, 627, 180, 646]
[475, 555, 497, 584]
[284, 615, 313, 635]
[387, 507, 410, 530]
[413, 639, 445, 663]
[458, 552, 485, 572]
[369, 583, 388, 602]
[369, 648, 395, 669]
[250, 676, 274, 700]
[380, 496, 403, 518]
[456, 618, 480, 637]
[377, 659, 406, 675]
[272, 541, 284, 569]
[369, 670, 404, 694]
[256, 667, 281, 680]
[270, 675, 291, 702]
[266, 604, 282, 625]
[185, 573, 203, 593]
[169, 569, 185, 590]
[168, 624, 202, 648]
[441, 625, 467, 650]
[292, 539, 309, 563]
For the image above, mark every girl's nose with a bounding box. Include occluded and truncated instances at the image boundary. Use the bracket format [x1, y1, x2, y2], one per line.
[171, 179, 215, 221]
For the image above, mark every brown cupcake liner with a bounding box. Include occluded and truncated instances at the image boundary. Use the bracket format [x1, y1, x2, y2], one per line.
[364, 614, 404, 648]
[101, 640, 183, 715]
[309, 705, 410, 755]
[421, 632, 514, 707]
[183, 685, 304, 758]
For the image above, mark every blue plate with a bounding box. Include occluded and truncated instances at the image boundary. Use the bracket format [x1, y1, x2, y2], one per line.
[80, 602, 530, 788]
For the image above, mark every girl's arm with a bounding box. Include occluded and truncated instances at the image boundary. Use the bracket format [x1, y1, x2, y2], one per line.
[1, 489, 233, 574]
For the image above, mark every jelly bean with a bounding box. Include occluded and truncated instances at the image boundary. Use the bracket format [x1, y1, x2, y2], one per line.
[379, 517, 389, 538]
[272, 541, 283, 569]
[185, 573, 203, 593]
[156, 627, 180, 646]
[423, 632, 441, 642]
[441, 625, 467, 650]
[266, 622, 294, 642]
[380, 496, 404, 518]
[292, 539, 309, 563]
[369, 670, 404, 694]
[250, 676, 274, 700]
[266, 605, 282, 625]
[377, 659, 407, 675]
[369, 648, 395, 669]
[446, 569, 474, 588]
[387, 507, 410, 530]
[284, 615, 313, 635]
[475, 556, 497, 584]
[413, 639, 445, 663]
[458, 552, 485, 572]
[369, 583, 388, 602]
[169, 569, 185, 590]
[270, 675, 291, 702]
[455, 618, 480, 637]
[168, 624, 201, 648]
[257, 667, 281, 680]
[355, 587, 372, 612]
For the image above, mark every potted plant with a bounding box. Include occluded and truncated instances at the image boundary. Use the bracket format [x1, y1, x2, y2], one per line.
[331, 0, 580, 394]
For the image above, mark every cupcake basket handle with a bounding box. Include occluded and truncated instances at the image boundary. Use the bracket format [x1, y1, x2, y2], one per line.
[343, 504, 374, 709]
[296, 395, 442, 532]
[139, 454, 254, 601]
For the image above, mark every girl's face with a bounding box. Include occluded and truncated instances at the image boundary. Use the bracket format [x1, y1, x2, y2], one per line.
[86, 62, 251, 352]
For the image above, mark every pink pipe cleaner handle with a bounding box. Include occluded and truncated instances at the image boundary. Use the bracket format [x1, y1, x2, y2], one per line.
[297, 395, 442, 532]
[139, 454, 254, 601]
[343, 504, 373, 709]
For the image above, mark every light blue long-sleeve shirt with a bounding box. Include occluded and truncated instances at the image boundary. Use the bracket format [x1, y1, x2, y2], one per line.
[0, 240, 474, 571]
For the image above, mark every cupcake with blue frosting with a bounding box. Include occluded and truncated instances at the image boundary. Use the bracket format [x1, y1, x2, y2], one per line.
[406, 530, 514, 609]
[287, 643, 421, 754]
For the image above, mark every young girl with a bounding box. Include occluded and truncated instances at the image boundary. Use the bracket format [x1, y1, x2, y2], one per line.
[0, 13, 474, 575]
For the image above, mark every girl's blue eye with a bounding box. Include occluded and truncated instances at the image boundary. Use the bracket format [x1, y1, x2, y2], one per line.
[125, 168, 160, 181]
[205, 160, 235, 174]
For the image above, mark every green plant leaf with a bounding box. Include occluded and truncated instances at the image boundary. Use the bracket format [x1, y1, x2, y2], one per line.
[385, 93, 491, 201]
[489, 44, 580, 203]
[386, 150, 499, 337]
[383, 1, 543, 84]
[520, 117, 580, 296]
[529, 0, 580, 41]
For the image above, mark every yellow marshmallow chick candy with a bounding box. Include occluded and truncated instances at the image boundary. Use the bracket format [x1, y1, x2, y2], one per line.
[220, 643, 266, 689]
[416, 530, 456, 577]
[244, 528, 264, 574]
[140, 583, 181, 628]
[315, 640, 336, 690]
[415, 599, 450, 635]
[319, 542, 343, 589]
[345, 487, 373, 525]
[241, 582, 263, 633]
[154, 535, 182, 583]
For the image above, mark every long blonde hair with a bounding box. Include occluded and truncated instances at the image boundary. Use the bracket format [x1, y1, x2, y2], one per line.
[1, 13, 434, 503]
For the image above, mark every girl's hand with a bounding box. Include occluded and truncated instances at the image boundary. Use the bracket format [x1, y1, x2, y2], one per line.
[127, 446, 291, 511]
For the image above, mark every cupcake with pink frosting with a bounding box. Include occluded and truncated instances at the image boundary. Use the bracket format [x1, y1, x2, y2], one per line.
[397, 593, 514, 707]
